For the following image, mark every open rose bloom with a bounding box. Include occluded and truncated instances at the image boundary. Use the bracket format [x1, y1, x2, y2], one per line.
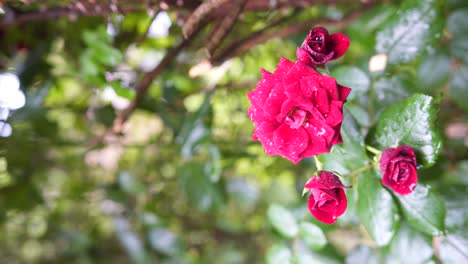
[247, 58, 351, 163]
[305, 171, 350, 224]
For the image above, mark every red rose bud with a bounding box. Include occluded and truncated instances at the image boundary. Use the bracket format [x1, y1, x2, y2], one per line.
[380, 145, 418, 195]
[247, 58, 351, 163]
[296, 27, 350, 66]
[305, 171, 350, 224]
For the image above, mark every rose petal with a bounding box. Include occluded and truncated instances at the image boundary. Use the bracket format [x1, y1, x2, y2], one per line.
[325, 101, 344, 127]
[338, 84, 352, 101]
[329, 33, 350, 59]
[247, 106, 264, 127]
[308, 195, 337, 224]
[248, 72, 275, 107]
[316, 75, 340, 101]
[254, 122, 279, 155]
[274, 57, 294, 75]
[273, 124, 309, 164]
[264, 83, 287, 119]
[299, 76, 321, 98]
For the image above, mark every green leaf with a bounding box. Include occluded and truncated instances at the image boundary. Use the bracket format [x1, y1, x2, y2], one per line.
[372, 73, 411, 111]
[447, 9, 468, 62]
[345, 103, 370, 128]
[318, 112, 368, 174]
[111, 82, 136, 100]
[440, 184, 468, 230]
[179, 162, 224, 211]
[395, 184, 446, 236]
[176, 93, 212, 158]
[375, 93, 442, 167]
[385, 224, 433, 264]
[449, 66, 468, 111]
[295, 240, 341, 264]
[417, 53, 451, 94]
[439, 230, 468, 264]
[357, 170, 399, 246]
[267, 204, 298, 238]
[266, 243, 291, 264]
[147, 228, 180, 256]
[376, 0, 443, 64]
[298, 222, 327, 250]
[346, 246, 380, 264]
[332, 66, 370, 101]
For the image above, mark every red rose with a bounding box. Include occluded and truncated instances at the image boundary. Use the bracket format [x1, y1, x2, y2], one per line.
[247, 58, 351, 163]
[305, 171, 350, 224]
[296, 27, 350, 66]
[380, 145, 418, 195]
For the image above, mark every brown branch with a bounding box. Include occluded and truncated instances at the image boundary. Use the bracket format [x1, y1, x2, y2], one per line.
[205, 0, 248, 55]
[111, 35, 193, 132]
[182, 0, 230, 39]
[0, 1, 157, 29]
[211, 3, 374, 65]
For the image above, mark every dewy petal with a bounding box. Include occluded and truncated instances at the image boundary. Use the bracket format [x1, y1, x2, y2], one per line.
[285, 81, 302, 99]
[247, 106, 264, 127]
[248, 72, 275, 108]
[264, 83, 286, 119]
[334, 188, 348, 216]
[316, 75, 340, 101]
[329, 33, 350, 60]
[283, 61, 319, 86]
[299, 76, 321, 98]
[338, 84, 352, 102]
[380, 147, 397, 173]
[274, 57, 295, 75]
[255, 122, 279, 155]
[325, 101, 344, 127]
[308, 194, 337, 224]
[273, 124, 309, 164]
[296, 47, 313, 66]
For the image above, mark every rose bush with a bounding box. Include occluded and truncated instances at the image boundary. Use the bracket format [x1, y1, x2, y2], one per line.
[304, 171, 350, 224]
[296, 26, 350, 66]
[380, 145, 418, 195]
[247, 58, 351, 163]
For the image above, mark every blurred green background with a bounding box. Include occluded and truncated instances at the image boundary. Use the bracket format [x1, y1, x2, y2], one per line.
[0, 0, 467, 263]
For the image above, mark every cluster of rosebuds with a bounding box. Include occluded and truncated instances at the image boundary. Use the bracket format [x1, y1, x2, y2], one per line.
[247, 27, 420, 224]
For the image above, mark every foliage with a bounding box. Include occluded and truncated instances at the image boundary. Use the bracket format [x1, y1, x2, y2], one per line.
[0, 0, 467, 263]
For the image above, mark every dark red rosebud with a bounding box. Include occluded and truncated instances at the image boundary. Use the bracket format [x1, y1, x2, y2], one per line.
[296, 27, 350, 66]
[305, 171, 351, 224]
[380, 145, 418, 195]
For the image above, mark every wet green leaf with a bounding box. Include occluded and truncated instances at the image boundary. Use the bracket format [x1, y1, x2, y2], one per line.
[449, 66, 468, 111]
[266, 243, 291, 264]
[439, 230, 468, 264]
[357, 170, 398, 246]
[267, 204, 298, 238]
[376, 0, 443, 64]
[417, 53, 451, 94]
[299, 222, 327, 250]
[375, 94, 442, 167]
[395, 184, 446, 236]
[332, 66, 370, 101]
[385, 224, 433, 264]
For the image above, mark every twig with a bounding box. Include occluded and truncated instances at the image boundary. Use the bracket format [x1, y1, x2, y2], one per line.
[205, 0, 248, 55]
[211, 4, 374, 65]
[111, 34, 193, 132]
[182, 0, 230, 39]
[0, 2, 153, 29]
